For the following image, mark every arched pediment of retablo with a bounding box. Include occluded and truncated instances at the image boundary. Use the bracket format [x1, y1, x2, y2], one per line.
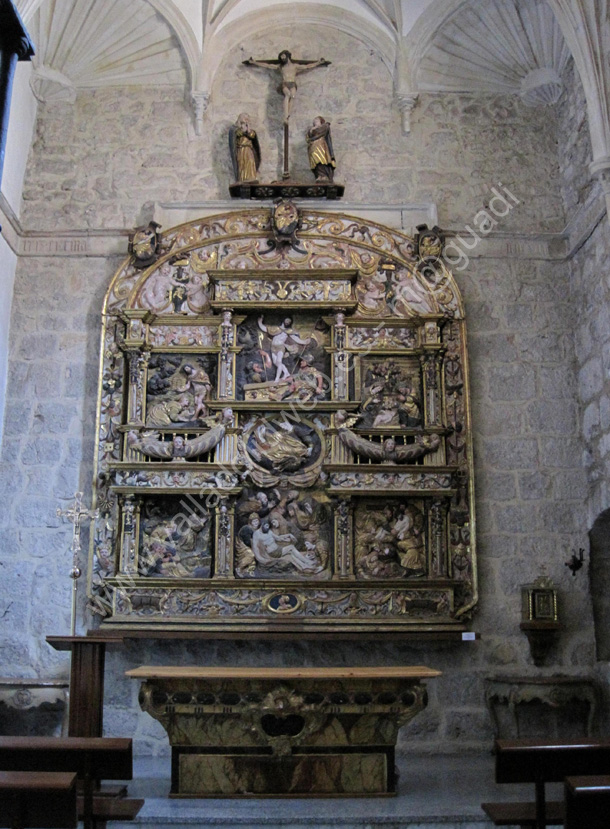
[104, 209, 464, 321]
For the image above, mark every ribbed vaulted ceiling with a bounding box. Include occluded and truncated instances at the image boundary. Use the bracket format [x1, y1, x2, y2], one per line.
[418, 0, 571, 104]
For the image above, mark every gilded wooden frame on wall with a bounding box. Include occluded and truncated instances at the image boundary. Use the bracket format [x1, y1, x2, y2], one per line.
[88, 206, 477, 635]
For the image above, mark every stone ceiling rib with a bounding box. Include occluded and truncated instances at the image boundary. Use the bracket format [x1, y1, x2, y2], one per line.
[417, 0, 571, 104]
[29, 0, 187, 100]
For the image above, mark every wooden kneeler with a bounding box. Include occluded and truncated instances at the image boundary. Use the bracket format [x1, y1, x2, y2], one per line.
[0, 771, 77, 829]
[482, 738, 610, 828]
[0, 737, 143, 829]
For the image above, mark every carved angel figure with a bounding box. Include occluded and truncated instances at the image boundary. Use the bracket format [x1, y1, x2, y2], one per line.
[127, 409, 232, 461]
[335, 412, 440, 464]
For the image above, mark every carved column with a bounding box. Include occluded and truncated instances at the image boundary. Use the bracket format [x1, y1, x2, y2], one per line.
[0, 1, 34, 191]
[333, 310, 348, 401]
[119, 311, 151, 426]
[429, 498, 449, 578]
[420, 350, 444, 428]
[122, 347, 149, 426]
[219, 309, 234, 400]
[214, 497, 234, 579]
[334, 497, 354, 579]
[119, 495, 140, 575]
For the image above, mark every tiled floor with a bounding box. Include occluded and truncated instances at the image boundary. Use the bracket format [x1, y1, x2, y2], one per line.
[111, 752, 559, 828]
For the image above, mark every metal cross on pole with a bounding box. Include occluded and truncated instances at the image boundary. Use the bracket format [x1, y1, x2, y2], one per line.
[57, 492, 98, 635]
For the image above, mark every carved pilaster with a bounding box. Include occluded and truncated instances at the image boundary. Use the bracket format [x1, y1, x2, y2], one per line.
[119, 495, 140, 575]
[334, 497, 354, 579]
[219, 309, 234, 400]
[420, 350, 444, 428]
[429, 498, 449, 578]
[123, 347, 149, 425]
[214, 497, 234, 579]
[333, 310, 348, 401]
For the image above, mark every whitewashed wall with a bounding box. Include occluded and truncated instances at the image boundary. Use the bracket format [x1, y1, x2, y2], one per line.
[0, 61, 38, 442]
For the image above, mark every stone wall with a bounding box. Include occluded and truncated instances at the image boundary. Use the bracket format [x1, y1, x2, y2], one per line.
[556, 57, 610, 729]
[0, 27, 596, 754]
[557, 61, 610, 525]
[20, 27, 565, 233]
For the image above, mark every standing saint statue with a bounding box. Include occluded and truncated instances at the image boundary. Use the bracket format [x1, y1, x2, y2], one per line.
[243, 50, 330, 124]
[306, 116, 336, 182]
[229, 113, 261, 183]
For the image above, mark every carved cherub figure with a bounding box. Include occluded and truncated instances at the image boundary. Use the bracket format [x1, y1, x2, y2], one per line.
[128, 409, 233, 461]
[335, 410, 441, 464]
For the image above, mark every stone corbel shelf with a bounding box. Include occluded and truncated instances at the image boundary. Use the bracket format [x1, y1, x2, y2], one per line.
[127, 665, 442, 797]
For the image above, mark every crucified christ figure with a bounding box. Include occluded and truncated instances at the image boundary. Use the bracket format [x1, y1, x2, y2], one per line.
[243, 50, 330, 124]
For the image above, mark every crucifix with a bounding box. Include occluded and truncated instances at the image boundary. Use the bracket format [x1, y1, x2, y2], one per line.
[243, 49, 330, 179]
[57, 492, 98, 635]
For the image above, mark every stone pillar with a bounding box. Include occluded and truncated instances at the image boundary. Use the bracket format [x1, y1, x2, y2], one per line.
[0, 1, 34, 192]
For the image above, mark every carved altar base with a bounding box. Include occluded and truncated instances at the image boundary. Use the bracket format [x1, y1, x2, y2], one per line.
[128, 666, 440, 797]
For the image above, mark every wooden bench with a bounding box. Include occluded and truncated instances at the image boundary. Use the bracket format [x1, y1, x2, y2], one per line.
[481, 738, 610, 828]
[0, 770, 77, 828]
[0, 737, 143, 829]
[564, 774, 610, 828]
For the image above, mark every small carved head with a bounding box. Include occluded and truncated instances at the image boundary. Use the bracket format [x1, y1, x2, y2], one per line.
[278, 50, 292, 63]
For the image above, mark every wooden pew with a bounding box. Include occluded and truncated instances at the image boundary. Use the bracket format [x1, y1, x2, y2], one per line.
[564, 775, 610, 828]
[481, 738, 610, 829]
[0, 771, 77, 828]
[0, 737, 143, 829]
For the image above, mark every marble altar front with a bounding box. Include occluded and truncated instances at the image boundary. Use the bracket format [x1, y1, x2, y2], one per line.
[127, 666, 440, 797]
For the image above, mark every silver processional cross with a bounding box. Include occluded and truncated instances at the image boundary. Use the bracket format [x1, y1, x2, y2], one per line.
[57, 492, 98, 635]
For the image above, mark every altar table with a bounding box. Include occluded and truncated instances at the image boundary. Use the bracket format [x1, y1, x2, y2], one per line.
[127, 665, 440, 797]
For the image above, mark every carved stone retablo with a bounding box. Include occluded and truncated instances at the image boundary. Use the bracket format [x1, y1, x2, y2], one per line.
[88, 208, 477, 636]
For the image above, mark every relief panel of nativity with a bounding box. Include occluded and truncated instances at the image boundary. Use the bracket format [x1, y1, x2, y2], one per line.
[89, 206, 476, 634]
